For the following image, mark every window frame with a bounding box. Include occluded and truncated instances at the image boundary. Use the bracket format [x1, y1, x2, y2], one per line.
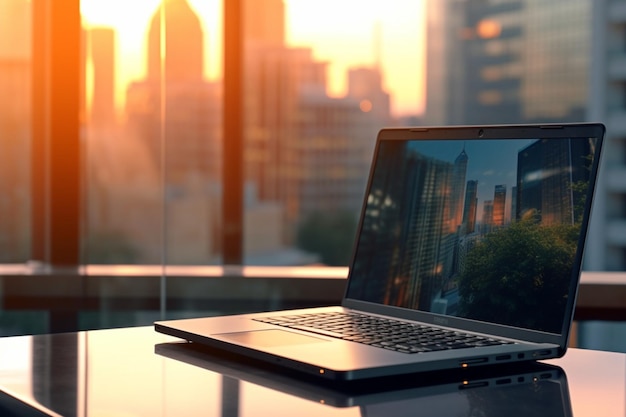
[7, 0, 623, 336]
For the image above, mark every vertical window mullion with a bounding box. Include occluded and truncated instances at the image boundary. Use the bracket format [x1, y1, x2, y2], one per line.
[222, 0, 244, 265]
[32, 0, 81, 268]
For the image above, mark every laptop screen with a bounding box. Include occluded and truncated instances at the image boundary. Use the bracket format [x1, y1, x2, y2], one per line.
[346, 134, 600, 335]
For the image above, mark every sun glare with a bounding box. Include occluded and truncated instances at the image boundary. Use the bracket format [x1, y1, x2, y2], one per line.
[80, 0, 424, 116]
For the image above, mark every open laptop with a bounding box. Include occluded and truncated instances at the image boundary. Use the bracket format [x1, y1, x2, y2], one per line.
[155, 123, 605, 381]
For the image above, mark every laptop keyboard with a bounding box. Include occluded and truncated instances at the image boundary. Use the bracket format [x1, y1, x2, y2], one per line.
[254, 312, 513, 354]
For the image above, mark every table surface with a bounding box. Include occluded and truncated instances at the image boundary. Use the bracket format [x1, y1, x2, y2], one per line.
[0, 326, 624, 417]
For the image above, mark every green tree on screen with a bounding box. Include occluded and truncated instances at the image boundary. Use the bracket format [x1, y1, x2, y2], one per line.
[458, 217, 579, 333]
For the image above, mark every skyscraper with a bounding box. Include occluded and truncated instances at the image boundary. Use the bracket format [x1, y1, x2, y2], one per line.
[462, 179, 478, 234]
[516, 139, 593, 226]
[449, 147, 469, 232]
[147, 0, 203, 83]
[511, 185, 517, 224]
[350, 145, 453, 311]
[88, 27, 116, 128]
[586, 1, 626, 271]
[424, 0, 591, 125]
[123, 0, 222, 263]
[243, 0, 391, 246]
[492, 184, 507, 227]
[482, 200, 494, 235]
[347, 67, 392, 126]
[126, 0, 221, 185]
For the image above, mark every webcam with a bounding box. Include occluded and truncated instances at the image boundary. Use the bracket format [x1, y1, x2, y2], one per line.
[478, 129, 485, 137]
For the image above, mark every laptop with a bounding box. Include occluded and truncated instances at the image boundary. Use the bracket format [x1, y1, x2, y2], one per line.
[156, 340, 572, 413]
[155, 123, 605, 381]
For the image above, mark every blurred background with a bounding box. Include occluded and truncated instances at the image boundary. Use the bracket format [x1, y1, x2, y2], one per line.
[0, 0, 624, 351]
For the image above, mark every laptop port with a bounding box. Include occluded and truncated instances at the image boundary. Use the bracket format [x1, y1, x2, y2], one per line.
[460, 357, 488, 367]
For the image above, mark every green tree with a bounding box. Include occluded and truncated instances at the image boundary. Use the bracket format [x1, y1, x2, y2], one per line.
[86, 232, 139, 264]
[296, 210, 358, 266]
[458, 218, 579, 333]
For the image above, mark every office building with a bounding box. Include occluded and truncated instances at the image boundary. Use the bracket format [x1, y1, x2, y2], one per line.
[511, 185, 517, 224]
[126, 0, 221, 186]
[492, 184, 507, 227]
[449, 147, 469, 232]
[462, 180, 478, 234]
[424, 0, 465, 125]
[349, 146, 471, 311]
[122, 0, 222, 263]
[516, 139, 593, 226]
[587, 0, 626, 271]
[243, 0, 391, 246]
[482, 200, 494, 235]
[424, 0, 591, 125]
[87, 27, 116, 128]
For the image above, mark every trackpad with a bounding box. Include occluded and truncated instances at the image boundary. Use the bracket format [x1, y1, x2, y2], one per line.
[215, 329, 328, 347]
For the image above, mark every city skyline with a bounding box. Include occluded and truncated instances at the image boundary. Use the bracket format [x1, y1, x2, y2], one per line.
[80, 0, 425, 118]
[349, 136, 594, 333]
[408, 139, 534, 222]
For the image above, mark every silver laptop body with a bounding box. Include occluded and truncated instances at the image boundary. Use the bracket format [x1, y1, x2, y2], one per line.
[156, 123, 605, 381]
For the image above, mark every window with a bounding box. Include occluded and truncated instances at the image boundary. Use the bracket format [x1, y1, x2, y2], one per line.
[79, 0, 424, 267]
[0, 0, 624, 341]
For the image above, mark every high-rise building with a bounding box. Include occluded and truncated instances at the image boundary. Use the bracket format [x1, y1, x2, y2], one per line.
[296, 91, 373, 220]
[147, 0, 203, 83]
[123, 0, 222, 263]
[347, 67, 392, 127]
[462, 180, 478, 234]
[424, 0, 591, 125]
[492, 184, 507, 227]
[87, 27, 116, 128]
[244, 0, 285, 46]
[126, 0, 221, 186]
[511, 185, 518, 224]
[516, 139, 593, 226]
[244, 44, 326, 205]
[243, 0, 391, 244]
[449, 147, 469, 232]
[586, 1, 626, 271]
[424, 0, 465, 125]
[349, 145, 454, 311]
[482, 200, 494, 235]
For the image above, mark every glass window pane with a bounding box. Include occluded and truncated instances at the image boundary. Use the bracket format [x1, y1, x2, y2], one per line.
[81, 0, 223, 265]
[0, 0, 31, 263]
[242, 0, 424, 266]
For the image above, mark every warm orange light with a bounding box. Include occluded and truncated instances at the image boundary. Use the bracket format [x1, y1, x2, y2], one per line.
[477, 19, 501, 39]
[360, 99, 373, 112]
[80, 0, 425, 116]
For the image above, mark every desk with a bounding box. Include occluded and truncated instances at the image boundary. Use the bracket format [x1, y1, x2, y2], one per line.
[0, 326, 624, 416]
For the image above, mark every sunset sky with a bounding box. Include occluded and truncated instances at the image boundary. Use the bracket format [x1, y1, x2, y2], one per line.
[80, 0, 425, 117]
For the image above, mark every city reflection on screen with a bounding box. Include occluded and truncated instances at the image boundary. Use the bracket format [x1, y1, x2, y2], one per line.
[347, 137, 597, 334]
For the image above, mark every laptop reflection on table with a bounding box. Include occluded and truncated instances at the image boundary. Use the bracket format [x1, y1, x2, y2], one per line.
[155, 341, 572, 416]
